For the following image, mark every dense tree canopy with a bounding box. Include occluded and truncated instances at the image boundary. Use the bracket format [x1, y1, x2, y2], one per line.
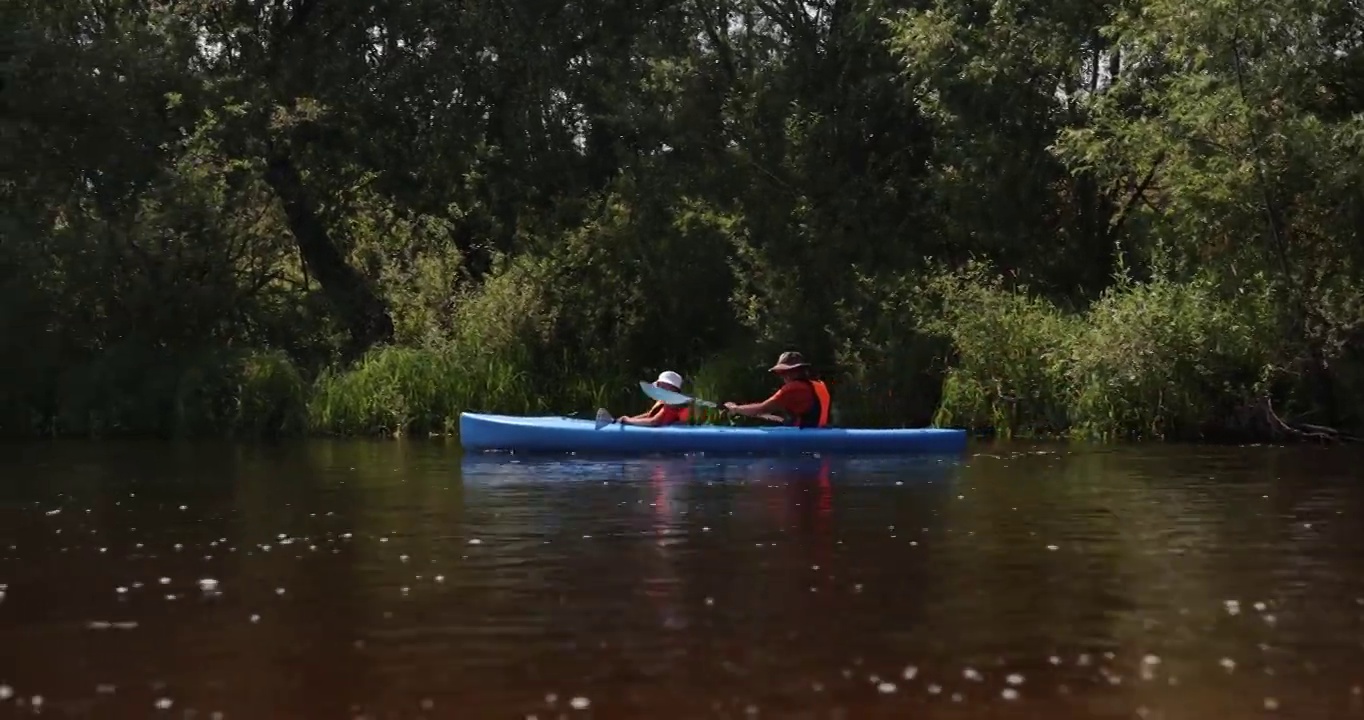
[3, 0, 1362, 439]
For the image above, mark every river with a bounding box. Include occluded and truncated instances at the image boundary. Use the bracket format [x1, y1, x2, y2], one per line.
[1, 440, 1363, 719]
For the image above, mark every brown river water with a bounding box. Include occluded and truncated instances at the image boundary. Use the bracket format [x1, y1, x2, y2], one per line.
[2, 440, 1364, 719]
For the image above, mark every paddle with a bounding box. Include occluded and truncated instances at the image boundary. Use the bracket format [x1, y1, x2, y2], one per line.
[637, 381, 784, 424]
[594, 407, 614, 430]
[638, 380, 719, 408]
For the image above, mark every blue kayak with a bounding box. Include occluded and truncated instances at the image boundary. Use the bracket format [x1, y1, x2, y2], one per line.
[458, 412, 968, 455]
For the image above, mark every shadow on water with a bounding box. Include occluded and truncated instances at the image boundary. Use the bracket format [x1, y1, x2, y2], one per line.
[2, 440, 1364, 718]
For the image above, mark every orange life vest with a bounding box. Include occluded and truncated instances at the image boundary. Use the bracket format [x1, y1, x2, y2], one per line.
[647, 401, 691, 425]
[793, 379, 831, 428]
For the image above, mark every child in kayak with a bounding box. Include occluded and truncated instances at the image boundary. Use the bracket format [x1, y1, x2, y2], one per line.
[616, 371, 692, 427]
[723, 351, 832, 427]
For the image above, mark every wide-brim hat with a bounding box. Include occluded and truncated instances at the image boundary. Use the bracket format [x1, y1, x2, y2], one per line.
[655, 370, 684, 389]
[769, 351, 810, 373]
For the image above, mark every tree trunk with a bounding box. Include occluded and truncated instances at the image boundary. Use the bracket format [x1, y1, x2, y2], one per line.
[263, 150, 394, 353]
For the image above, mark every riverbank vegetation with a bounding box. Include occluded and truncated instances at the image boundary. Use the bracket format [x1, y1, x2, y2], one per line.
[4, 0, 1362, 441]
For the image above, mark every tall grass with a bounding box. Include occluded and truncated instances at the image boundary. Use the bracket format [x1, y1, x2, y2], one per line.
[307, 345, 538, 436]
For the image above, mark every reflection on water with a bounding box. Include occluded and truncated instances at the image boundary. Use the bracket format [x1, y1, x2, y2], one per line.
[2, 441, 1364, 718]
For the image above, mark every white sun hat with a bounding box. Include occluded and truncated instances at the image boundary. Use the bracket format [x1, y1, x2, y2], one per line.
[655, 371, 684, 389]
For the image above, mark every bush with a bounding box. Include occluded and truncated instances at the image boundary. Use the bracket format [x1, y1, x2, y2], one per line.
[921, 264, 1079, 437]
[305, 256, 631, 437]
[25, 347, 309, 438]
[1066, 277, 1276, 440]
[920, 263, 1281, 441]
[827, 270, 950, 427]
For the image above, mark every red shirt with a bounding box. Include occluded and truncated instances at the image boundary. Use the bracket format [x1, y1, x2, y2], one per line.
[766, 381, 815, 418]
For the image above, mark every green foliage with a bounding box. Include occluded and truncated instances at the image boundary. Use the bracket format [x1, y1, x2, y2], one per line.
[5, 0, 1364, 441]
[1066, 277, 1276, 440]
[922, 264, 1080, 437]
[828, 270, 949, 427]
[924, 265, 1282, 441]
[0, 348, 307, 439]
[307, 346, 528, 437]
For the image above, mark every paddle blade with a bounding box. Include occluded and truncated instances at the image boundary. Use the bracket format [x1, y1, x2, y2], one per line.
[638, 380, 717, 407]
[594, 408, 613, 429]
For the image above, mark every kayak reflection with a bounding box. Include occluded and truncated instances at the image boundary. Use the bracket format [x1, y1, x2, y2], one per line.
[457, 453, 964, 487]
[457, 453, 963, 657]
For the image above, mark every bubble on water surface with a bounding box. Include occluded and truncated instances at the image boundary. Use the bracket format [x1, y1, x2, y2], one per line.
[155, 697, 173, 710]
[927, 684, 941, 694]
[1006, 673, 1024, 685]
[877, 682, 896, 694]
[1265, 697, 1280, 710]
[0, 685, 11, 700]
[963, 668, 982, 681]
[86, 621, 138, 630]
[902, 666, 917, 680]
[96, 684, 116, 694]
[198, 578, 219, 592]
[250, 614, 260, 623]
[1220, 658, 1236, 672]
[468, 539, 482, 545]
[1225, 599, 1241, 615]
[159, 577, 171, 585]
[1001, 688, 1020, 701]
[1046, 545, 1059, 551]
[1140, 655, 1161, 680]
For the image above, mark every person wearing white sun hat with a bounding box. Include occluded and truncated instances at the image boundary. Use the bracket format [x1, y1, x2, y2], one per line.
[615, 371, 692, 427]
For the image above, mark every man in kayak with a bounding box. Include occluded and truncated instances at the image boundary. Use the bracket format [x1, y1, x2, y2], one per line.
[616, 371, 693, 427]
[723, 351, 832, 427]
